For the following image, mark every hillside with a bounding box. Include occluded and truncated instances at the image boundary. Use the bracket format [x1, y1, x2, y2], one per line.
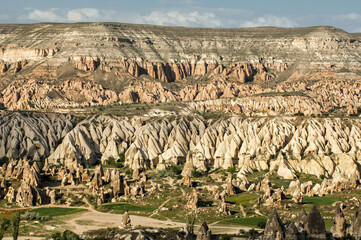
[0, 23, 360, 114]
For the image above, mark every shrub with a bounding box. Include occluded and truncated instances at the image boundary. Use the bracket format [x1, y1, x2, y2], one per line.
[105, 156, 124, 168]
[186, 214, 196, 234]
[125, 169, 133, 177]
[170, 165, 183, 175]
[12, 212, 20, 240]
[227, 167, 236, 174]
[157, 170, 175, 178]
[62, 230, 80, 240]
[46, 230, 79, 240]
[257, 218, 267, 229]
[192, 170, 204, 178]
[24, 211, 51, 221]
[0, 219, 10, 240]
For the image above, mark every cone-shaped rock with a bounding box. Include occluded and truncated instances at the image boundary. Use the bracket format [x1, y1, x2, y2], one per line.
[304, 206, 326, 240]
[264, 208, 285, 240]
[330, 206, 347, 239]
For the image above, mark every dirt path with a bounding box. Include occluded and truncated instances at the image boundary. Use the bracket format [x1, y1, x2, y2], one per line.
[65, 210, 186, 234]
[2, 203, 249, 236]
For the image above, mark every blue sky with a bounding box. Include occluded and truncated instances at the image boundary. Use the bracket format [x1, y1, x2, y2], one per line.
[1, 0, 360, 32]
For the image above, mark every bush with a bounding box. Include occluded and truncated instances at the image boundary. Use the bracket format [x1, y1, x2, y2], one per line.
[256, 218, 267, 229]
[46, 230, 79, 240]
[0, 218, 10, 240]
[157, 170, 175, 178]
[125, 169, 133, 177]
[24, 211, 51, 221]
[105, 156, 124, 168]
[192, 170, 204, 178]
[62, 230, 80, 240]
[227, 167, 236, 174]
[239, 229, 260, 239]
[186, 214, 196, 234]
[170, 165, 183, 175]
[12, 212, 20, 240]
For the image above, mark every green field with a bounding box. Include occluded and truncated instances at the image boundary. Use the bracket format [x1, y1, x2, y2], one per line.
[302, 196, 346, 205]
[225, 193, 261, 206]
[99, 203, 157, 214]
[25, 207, 88, 217]
[223, 216, 268, 228]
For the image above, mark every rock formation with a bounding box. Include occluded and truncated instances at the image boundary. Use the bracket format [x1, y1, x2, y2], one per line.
[196, 221, 212, 240]
[121, 210, 131, 228]
[330, 206, 347, 239]
[263, 209, 285, 240]
[304, 206, 327, 240]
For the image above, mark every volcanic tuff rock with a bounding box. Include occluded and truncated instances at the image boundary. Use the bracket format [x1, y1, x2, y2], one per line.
[0, 23, 360, 113]
[0, 112, 73, 160]
[4, 112, 361, 182]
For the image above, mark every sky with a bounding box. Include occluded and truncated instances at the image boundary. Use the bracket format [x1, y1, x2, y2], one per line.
[0, 0, 361, 32]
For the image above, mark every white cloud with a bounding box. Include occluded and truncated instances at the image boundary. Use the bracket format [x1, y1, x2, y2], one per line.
[334, 13, 361, 21]
[25, 9, 62, 22]
[67, 8, 100, 22]
[142, 11, 222, 27]
[241, 15, 297, 28]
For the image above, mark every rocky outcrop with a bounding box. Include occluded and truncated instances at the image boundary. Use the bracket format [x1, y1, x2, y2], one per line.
[0, 79, 120, 110]
[48, 115, 137, 167]
[352, 207, 361, 240]
[304, 206, 327, 240]
[3, 113, 361, 184]
[121, 210, 131, 228]
[0, 112, 73, 160]
[0, 23, 359, 115]
[263, 209, 285, 240]
[15, 181, 42, 207]
[330, 206, 347, 239]
[44, 115, 361, 183]
[196, 221, 212, 240]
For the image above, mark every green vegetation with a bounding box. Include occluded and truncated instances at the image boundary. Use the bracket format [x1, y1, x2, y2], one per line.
[12, 212, 20, 240]
[223, 216, 268, 228]
[252, 91, 307, 97]
[192, 170, 206, 178]
[197, 110, 228, 120]
[225, 193, 260, 206]
[23, 211, 51, 222]
[157, 165, 184, 178]
[46, 230, 80, 240]
[25, 207, 87, 217]
[186, 214, 196, 234]
[104, 153, 125, 168]
[88, 101, 187, 117]
[99, 203, 157, 214]
[302, 196, 346, 205]
[0, 218, 10, 240]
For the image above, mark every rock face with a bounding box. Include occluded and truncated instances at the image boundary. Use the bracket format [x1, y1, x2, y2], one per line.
[196, 221, 212, 240]
[352, 207, 361, 240]
[330, 206, 347, 239]
[263, 209, 285, 240]
[121, 210, 131, 228]
[0, 23, 360, 113]
[48, 115, 136, 167]
[304, 206, 327, 240]
[3, 112, 361, 184]
[0, 112, 73, 160]
[15, 181, 42, 207]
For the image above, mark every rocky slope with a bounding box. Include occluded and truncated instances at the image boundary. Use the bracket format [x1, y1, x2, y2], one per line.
[0, 23, 360, 113]
[3, 112, 361, 183]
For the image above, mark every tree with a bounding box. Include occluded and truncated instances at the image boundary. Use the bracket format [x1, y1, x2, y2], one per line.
[0, 218, 11, 240]
[12, 212, 20, 240]
[186, 213, 196, 234]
